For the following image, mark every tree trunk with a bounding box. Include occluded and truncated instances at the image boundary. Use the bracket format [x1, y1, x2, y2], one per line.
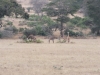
[60, 21, 63, 37]
[97, 30, 100, 35]
[83, 0, 88, 16]
[0, 19, 2, 28]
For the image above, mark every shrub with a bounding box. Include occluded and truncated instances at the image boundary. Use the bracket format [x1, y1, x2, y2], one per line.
[70, 17, 80, 25]
[57, 40, 66, 43]
[4, 26, 18, 33]
[35, 39, 43, 43]
[7, 21, 13, 25]
[23, 28, 37, 37]
[41, 15, 56, 26]
[28, 15, 40, 21]
[66, 22, 75, 29]
[23, 26, 52, 36]
[3, 24, 7, 27]
[28, 15, 56, 26]
[19, 35, 27, 41]
[35, 26, 46, 36]
[19, 28, 24, 32]
[69, 17, 92, 28]
[27, 21, 42, 27]
[6, 21, 13, 26]
[64, 29, 83, 37]
[22, 13, 29, 19]
[0, 30, 13, 38]
[23, 38, 43, 43]
[12, 26, 18, 33]
[19, 21, 27, 25]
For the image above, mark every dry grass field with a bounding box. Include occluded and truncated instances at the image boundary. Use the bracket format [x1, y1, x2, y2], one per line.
[0, 0, 99, 75]
[0, 39, 100, 75]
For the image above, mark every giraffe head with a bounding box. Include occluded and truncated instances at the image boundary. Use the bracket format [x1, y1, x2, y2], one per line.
[67, 32, 69, 37]
[67, 32, 69, 34]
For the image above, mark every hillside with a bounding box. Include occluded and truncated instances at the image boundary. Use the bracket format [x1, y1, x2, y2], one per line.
[16, 0, 84, 17]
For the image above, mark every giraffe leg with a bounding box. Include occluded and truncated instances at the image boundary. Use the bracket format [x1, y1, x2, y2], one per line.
[49, 39, 50, 43]
[53, 39, 54, 43]
[68, 38, 70, 43]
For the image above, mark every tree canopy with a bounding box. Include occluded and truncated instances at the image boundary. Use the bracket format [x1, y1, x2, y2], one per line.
[86, 0, 100, 35]
[87, 0, 100, 25]
[0, 0, 27, 18]
[43, 0, 81, 37]
[30, 0, 48, 15]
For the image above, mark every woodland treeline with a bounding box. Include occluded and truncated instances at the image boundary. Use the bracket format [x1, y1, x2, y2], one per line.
[0, 0, 100, 38]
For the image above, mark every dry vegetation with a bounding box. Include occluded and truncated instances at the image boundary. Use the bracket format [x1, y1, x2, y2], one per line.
[0, 39, 100, 75]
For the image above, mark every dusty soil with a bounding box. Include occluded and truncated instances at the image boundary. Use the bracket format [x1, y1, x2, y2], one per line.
[0, 39, 100, 75]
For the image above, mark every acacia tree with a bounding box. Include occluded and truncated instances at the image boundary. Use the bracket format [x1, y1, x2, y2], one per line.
[43, 0, 81, 37]
[30, 0, 48, 16]
[0, 0, 29, 27]
[0, 0, 28, 18]
[86, 0, 100, 35]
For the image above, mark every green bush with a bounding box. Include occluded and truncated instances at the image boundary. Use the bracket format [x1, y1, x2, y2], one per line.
[23, 26, 51, 36]
[65, 22, 75, 29]
[64, 29, 83, 37]
[12, 26, 18, 33]
[19, 21, 27, 25]
[21, 35, 27, 40]
[35, 39, 43, 43]
[0, 30, 13, 38]
[23, 38, 43, 43]
[6, 21, 13, 26]
[23, 28, 37, 37]
[22, 13, 29, 19]
[35, 26, 46, 36]
[19, 28, 24, 32]
[27, 22, 36, 27]
[69, 17, 92, 28]
[4, 26, 18, 33]
[28, 15, 56, 26]
[41, 15, 56, 25]
[27, 21, 42, 27]
[70, 17, 81, 25]
[57, 40, 66, 43]
[21, 35, 35, 43]
[28, 15, 41, 21]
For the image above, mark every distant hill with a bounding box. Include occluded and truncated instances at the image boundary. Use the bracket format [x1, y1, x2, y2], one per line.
[16, 0, 84, 18]
[16, 0, 32, 8]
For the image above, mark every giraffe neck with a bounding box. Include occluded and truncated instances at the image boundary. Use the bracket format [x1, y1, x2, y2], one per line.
[68, 33, 69, 37]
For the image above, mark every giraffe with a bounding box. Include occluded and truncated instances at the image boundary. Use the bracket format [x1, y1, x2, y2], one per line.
[48, 36, 57, 43]
[67, 32, 70, 43]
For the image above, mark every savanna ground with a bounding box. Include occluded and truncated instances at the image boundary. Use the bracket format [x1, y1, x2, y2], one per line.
[0, 0, 100, 75]
[0, 38, 100, 75]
